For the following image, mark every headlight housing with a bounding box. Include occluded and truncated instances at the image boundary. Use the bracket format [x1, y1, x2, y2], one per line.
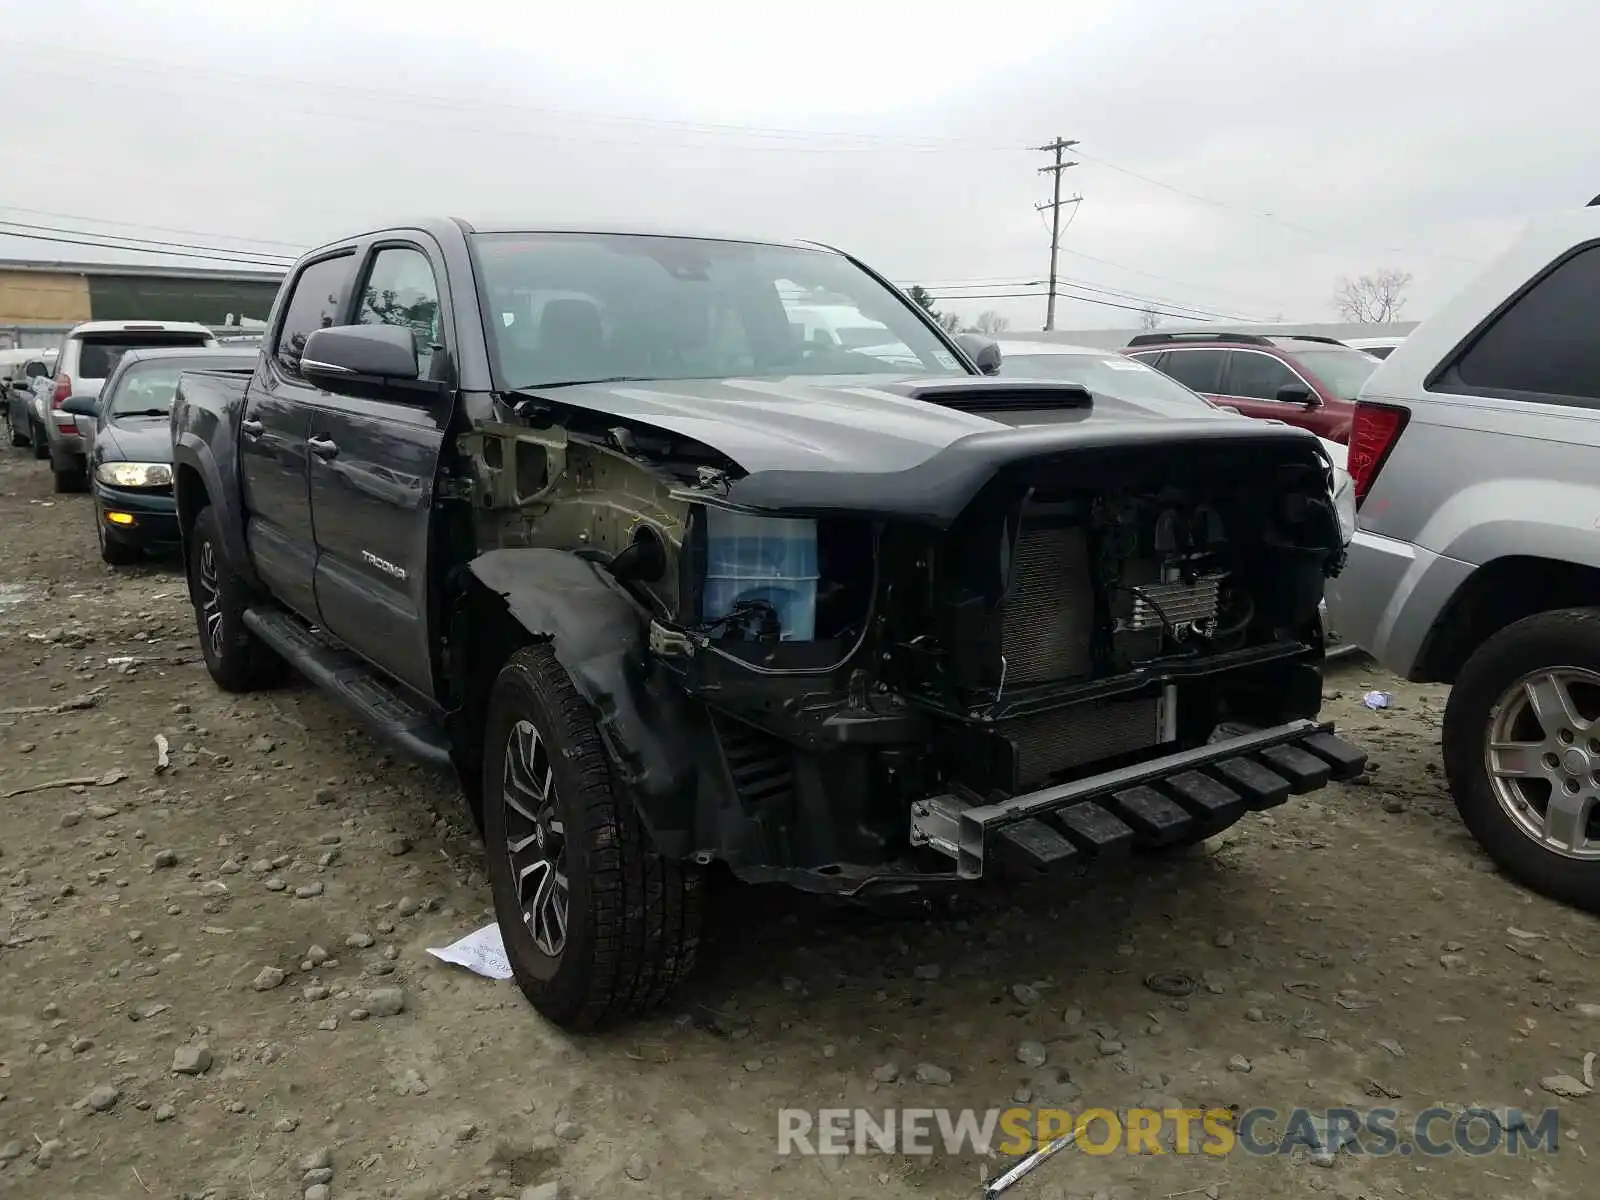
[1331, 464, 1356, 545]
[95, 461, 172, 489]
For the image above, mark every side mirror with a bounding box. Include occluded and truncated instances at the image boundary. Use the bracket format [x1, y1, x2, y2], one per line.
[300, 325, 421, 393]
[1276, 383, 1317, 406]
[955, 333, 1002, 376]
[60, 395, 101, 418]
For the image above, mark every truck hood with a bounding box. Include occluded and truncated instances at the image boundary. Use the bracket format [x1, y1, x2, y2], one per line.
[520, 374, 1268, 474]
[518, 374, 1327, 525]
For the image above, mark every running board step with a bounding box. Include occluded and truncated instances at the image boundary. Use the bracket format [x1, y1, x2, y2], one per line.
[242, 607, 454, 771]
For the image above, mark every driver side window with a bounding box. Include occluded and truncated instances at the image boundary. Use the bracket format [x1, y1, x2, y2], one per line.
[357, 247, 444, 379]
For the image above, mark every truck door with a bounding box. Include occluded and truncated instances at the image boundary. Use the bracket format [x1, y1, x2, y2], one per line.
[307, 242, 451, 698]
[242, 251, 358, 621]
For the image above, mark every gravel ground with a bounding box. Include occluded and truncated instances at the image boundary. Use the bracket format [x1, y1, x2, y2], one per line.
[0, 447, 1592, 1200]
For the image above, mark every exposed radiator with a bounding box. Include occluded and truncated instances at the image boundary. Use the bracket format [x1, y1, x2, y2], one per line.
[1000, 524, 1095, 684]
[1004, 697, 1162, 788]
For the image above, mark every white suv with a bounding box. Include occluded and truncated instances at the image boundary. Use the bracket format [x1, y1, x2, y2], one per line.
[44, 321, 217, 491]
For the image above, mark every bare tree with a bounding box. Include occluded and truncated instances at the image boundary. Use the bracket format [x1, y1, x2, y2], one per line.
[937, 310, 961, 334]
[973, 310, 1011, 336]
[1138, 305, 1162, 332]
[1333, 269, 1413, 323]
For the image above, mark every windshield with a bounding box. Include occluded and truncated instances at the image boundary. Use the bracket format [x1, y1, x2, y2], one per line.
[106, 363, 188, 417]
[471, 232, 966, 390]
[1293, 349, 1380, 399]
[1002, 351, 1215, 409]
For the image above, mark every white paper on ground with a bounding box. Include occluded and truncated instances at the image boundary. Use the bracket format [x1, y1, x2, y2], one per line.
[425, 921, 514, 979]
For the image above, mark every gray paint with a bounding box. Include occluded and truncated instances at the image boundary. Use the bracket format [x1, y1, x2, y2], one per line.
[1325, 205, 1600, 677]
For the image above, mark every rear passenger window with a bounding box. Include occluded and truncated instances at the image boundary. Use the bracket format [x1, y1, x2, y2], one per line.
[1156, 348, 1226, 393]
[1228, 351, 1299, 399]
[1449, 244, 1600, 403]
[275, 254, 355, 375]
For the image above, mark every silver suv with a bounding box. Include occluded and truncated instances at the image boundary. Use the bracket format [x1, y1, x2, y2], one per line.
[42, 320, 217, 492]
[1327, 201, 1600, 912]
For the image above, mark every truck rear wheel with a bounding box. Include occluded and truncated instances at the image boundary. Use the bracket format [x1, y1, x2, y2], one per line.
[188, 505, 284, 693]
[1444, 608, 1600, 913]
[482, 645, 704, 1030]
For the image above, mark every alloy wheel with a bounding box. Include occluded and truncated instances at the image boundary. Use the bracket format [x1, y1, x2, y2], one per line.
[502, 719, 569, 957]
[1485, 667, 1600, 860]
[198, 540, 225, 659]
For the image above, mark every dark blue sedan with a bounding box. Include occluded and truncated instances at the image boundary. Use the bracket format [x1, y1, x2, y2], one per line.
[64, 347, 257, 564]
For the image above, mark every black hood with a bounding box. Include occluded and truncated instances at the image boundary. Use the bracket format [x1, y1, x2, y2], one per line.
[96, 414, 174, 466]
[516, 374, 1326, 525]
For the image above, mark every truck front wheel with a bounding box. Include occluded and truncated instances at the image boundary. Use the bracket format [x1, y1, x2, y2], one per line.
[188, 505, 285, 693]
[482, 645, 704, 1030]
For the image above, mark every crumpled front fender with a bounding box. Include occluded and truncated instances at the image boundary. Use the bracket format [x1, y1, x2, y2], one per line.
[465, 548, 723, 857]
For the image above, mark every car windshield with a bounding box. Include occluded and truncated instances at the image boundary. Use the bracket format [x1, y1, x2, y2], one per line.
[471, 232, 967, 390]
[1002, 351, 1215, 410]
[1293, 349, 1380, 399]
[106, 363, 188, 417]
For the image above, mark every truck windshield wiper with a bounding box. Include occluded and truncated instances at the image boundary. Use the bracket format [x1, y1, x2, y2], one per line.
[114, 409, 172, 418]
[515, 376, 656, 391]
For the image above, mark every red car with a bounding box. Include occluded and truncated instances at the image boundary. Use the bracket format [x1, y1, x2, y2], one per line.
[1123, 332, 1381, 443]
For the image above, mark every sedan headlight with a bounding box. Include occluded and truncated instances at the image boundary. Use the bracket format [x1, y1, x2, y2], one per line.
[95, 462, 172, 489]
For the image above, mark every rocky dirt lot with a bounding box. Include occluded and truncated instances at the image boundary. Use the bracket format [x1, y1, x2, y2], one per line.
[0, 447, 1593, 1200]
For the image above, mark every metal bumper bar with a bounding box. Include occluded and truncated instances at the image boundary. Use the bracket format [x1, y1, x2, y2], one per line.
[909, 719, 1366, 879]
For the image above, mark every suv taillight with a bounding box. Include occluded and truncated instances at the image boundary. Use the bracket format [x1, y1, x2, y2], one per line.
[51, 373, 71, 408]
[1347, 401, 1409, 508]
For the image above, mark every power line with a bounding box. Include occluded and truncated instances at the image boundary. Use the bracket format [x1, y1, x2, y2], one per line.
[1076, 147, 1481, 266]
[0, 227, 287, 270]
[903, 275, 1256, 323]
[0, 203, 307, 251]
[0, 220, 295, 265]
[927, 289, 1219, 323]
[1, 44, 1024, 154]
[1035, 138, 1080, 331]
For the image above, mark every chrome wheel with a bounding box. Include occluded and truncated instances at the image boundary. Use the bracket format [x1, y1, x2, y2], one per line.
[1486, 667, 1600, 860]
[502, 719, 568, 957]
[198, 540, 224, 658]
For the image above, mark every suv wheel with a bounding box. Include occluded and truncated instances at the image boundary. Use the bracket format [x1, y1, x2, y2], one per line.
[5, 411, 25, 448]
[1444, 609, 1600, 912]
[187, 505, 284, 692]
[30, 420, 47, 460]
[482, 645, 704, 1030]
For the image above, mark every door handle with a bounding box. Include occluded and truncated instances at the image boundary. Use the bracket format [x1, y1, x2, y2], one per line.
[240, 418, 263, 439]
[307, 436, 339, 461]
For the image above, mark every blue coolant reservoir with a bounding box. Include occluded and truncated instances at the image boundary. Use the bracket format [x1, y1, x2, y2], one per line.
[702, 510, 819, 641]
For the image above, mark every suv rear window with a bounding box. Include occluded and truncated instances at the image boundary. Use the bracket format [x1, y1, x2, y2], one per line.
[77, 334, 211, 379]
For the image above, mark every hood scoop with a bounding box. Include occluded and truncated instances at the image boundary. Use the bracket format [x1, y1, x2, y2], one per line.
[900, 379, 1093, 414]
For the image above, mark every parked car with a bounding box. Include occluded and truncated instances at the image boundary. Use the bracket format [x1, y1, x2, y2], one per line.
[2, 348, 56, 454]
[1326, 201, 1600, 912]
[1123, 332, 1382, 443]
[42, 320, 218, 492]
[1343, 335, 1406, 360]
[172, 219, 1363, 1029]
[60, 347, 257, 564]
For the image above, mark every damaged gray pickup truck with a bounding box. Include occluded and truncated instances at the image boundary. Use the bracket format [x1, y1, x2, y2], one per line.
[170, 220, 1365, 1029]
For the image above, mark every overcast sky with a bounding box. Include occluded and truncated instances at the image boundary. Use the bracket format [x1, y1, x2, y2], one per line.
[2, 0, 1596, 332]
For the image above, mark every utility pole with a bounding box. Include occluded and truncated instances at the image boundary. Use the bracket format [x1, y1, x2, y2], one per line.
[1035, 137, 1080, 331]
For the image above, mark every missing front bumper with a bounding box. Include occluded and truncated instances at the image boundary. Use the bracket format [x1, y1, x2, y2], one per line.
[909, 719, 1365, 879]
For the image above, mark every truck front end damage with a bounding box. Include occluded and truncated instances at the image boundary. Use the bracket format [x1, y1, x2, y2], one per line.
[461, 388, 1365, 894]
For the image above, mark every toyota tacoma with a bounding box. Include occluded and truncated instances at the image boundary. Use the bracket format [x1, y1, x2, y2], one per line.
[170, 220, 1364, 1029]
